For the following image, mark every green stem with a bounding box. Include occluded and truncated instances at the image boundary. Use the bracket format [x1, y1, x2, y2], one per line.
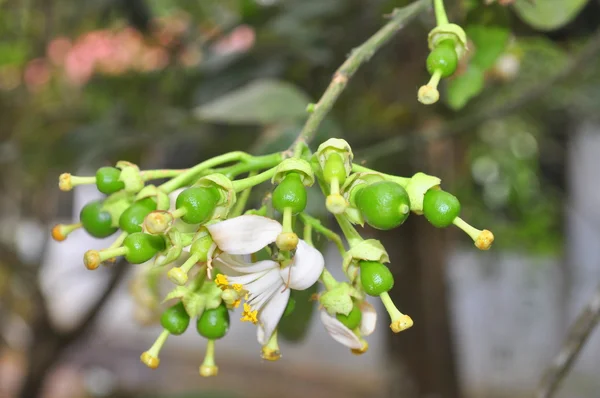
[288, 0, 430, 149]
[299, 213, 346, 256]
[160, 151, 252, 193]
[221, 152, 284, 179]
[303, 222, 313, 246]
[334, 214, 363, 248]
[230, 171, 256, 217]
[351, 164, 410, 187]
[434, 0, 449, 26]
[141, 169, 187, 180]
[231, 167, 277, 192]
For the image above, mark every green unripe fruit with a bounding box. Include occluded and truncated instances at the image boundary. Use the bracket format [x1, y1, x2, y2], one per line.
[123, 232, 166, 264]
[359, 261, 394, 296]
[283, 297, 296, 317]
[423, 188, 461, 228]
[176, 186, 220, 224]
[355, 181, 410, 230]
[323, 152, 347, 184]
[119, 197, 157, 233]
[196, 304, 230, 340]
[160, 302, 190, 335]
[272, 173, 307, 215]
[80, 200, 118, 238]
[95, 167, 125, 194]
[190, 234, 214, 263]
[336, 304, 362, 330]
[426, 40, 458, 78]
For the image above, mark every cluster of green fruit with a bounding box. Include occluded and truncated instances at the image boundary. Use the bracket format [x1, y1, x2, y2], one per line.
[53, 138, 493, 375]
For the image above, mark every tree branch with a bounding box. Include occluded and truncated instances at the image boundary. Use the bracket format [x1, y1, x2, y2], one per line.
[356, 26, 600, 162]
[290, 0, 432, 149]
[535, 282, 600, 398]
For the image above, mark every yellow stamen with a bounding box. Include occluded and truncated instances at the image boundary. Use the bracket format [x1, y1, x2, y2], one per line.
[241, 303, 258, 324]
[232, 299, 241, 308]
[214, 273, 229, 290]
[232, 283, 243, 292]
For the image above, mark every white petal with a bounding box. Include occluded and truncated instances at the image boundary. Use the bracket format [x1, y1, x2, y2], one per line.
[226, 270, 270, 287]
[319, 310, 363, 350]
[207, 215, 281, 255]
[279, 240, 324, 290]
[359, 301, 377, 336]
[216, 254, 278, 274]
[257, 288, 290, 345]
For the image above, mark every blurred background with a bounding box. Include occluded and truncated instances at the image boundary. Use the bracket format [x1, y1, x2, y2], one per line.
[1, 0, 600, 397]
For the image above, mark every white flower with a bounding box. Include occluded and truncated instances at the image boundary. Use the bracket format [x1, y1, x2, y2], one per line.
[320, 301, 377, 351]
[208, 215, 325, 344]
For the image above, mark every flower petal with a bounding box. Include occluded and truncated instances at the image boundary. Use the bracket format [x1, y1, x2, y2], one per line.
[207, 215, 282, 255]
[279, 240, 324, 290]
[216, 254, 278, 274]
[319, 310, 363, 350]
[257, 287, 290, 345]
[359, 301, 377, 336]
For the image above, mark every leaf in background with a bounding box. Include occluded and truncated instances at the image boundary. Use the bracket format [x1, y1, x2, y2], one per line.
[466, 25, 510, 70]
[194, 79, 312, 125]
[278, 282, 318, 342]
[512, 0, 589, 31]
[446, 65, 485, 111]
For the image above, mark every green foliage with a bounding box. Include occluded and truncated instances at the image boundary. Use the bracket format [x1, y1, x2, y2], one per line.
[513, 0, 590, 31]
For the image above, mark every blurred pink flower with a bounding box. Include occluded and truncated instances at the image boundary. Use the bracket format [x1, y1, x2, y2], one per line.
[138, 46, 170, 72]
[64, 44, 95, 85]
[24, 58, 51, 92]
[212, 25, 255, 55]
[47, 37, 72, 66]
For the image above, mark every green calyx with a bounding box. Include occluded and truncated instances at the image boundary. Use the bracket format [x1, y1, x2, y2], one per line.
[197, 303, 230, 340]
[160, 301, 191, 335]
[428, 23, 468, 60]
[119, 197, 157, 234]
[319, 282, 361, 317]
[195, 174, 236, 220]
[354, 181, 410, 230]
[116, 161, 144, 194]
[272, 173, 307, 215]
[423, 188, 461, 228]
[96, 167, 125, 194]
[336, 304, 362, 330]
[272, 158, 314, 186]
[359, 260, 394, 296]
[404, 172, 441, 214]
[80, 200, 118, 238]
[316, 138, 353, 177]
[175, 186, 221, 224]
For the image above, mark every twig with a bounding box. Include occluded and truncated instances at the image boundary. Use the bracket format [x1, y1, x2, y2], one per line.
[535, 283, 600, 398]
[356, 26, 600, 162]
[290, 0, 432, 149]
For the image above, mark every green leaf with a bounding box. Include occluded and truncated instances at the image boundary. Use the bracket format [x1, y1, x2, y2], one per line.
[446, 65, 485, 111]
[466, 25, 510, 70]
[513, 0, 589, 31]
[194, 79, 312, 125]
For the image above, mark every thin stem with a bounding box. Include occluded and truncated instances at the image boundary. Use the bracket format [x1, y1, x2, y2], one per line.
[230, 171, 256, 217]
[221, 152, 284, 179]
[299, 213, 346, 256]
[452, 217, 481, 241]
[320, 268, 338, 290]
[288, 0, 431, 149]
[147, 329, 170, 357]
[231, 167, 277, 192]
[334, 214, 363, 248]
[141, 169, 187, 180]
[351, 164, 410, 187]
[535, 283, 600, 398]
[433, 0, 449, 26]
[303, 222, 313, 246]
[159, 151, 251, 193]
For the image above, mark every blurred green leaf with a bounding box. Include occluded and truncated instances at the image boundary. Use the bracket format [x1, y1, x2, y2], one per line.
[446, 65, 485, 110]
[0, 42, 28, 66]
[194, 79, 312, 125]
[513, 0, 590, 31]
[278, 282, 318, 342]
[466, 25, 510, 70]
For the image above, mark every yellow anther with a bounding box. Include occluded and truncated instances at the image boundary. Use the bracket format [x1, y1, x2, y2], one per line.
[241, 303, 258, 324]
[232, 283, 243, 292]
[214, 273, 229, 290]
[232, 299, 241, 309]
